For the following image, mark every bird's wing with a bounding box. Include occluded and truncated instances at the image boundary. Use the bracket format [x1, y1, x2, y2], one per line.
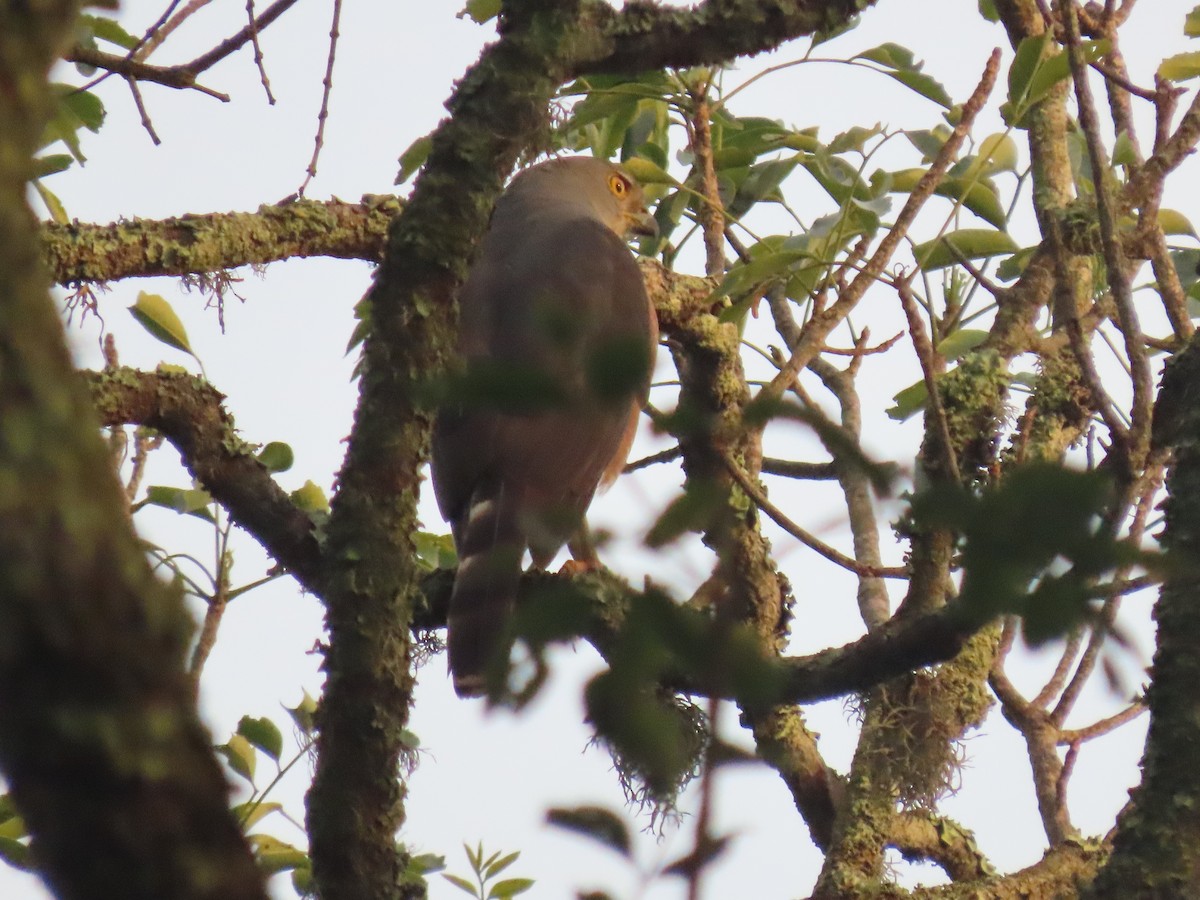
[432, 215, 654, 696]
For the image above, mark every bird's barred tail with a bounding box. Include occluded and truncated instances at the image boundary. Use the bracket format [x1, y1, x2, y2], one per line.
[447, 485, 524, 698]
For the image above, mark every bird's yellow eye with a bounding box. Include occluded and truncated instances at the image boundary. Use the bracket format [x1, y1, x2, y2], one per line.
[608, 173, 628, 197]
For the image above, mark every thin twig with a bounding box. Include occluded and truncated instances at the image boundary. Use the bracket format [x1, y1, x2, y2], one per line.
[896, 275, 961, 484]
[245, 0, 277, 104]
[623, 444, 683, 473]
[74, 0, 185, 93]
[125, 76, 161, 145]
[760, 458, 838, 480]
[298, 0, 342, 196]
[722, 455, 907, 579]
[136, 0, 213, 61]
[1058, 701, 1147, 744]
[1089, 59, 1156, 102]
[757, 50, 1002, 408]
[1030, 631, 1085, 710]
[1062, 0, 1152, 471]
[821, 331, 903, 357]
[686, 77, 726, 276]
[65, 0, 302, 102]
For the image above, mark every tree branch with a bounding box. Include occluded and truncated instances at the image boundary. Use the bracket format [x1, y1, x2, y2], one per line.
[63, 0, 302, 100]
[0, 4, 267, 897]
[889, 812, 993, 882]
[43, 196, 396, 285]
[580, 0, 877, 75]
[1088, 335, 1200, 894]
[85, 368, 323, 591]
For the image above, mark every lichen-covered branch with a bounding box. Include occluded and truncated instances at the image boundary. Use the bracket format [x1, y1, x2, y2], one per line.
[85, 367, 323, 590]
[0, 3, 267, 899]
[889, 813, 993, 883]
[579, 0, 876, 75]
[415, 564, 987, 706]
[43, 196, 396, 284]
[1086, 336, 1200, 895]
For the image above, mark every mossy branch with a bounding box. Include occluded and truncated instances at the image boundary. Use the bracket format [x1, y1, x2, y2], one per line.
[85, 367, 323, 590]
[0, 3, 268, 898]
[43, 196, 397, 284]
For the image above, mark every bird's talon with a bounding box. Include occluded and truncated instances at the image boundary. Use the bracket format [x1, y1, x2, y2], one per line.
[559, 558, 600, 577]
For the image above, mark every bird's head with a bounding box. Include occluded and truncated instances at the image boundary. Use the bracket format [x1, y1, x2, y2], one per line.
[505, 156, 659, 241]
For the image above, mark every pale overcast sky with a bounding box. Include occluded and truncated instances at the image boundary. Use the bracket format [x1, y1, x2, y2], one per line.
[7, 1, 1197, 897]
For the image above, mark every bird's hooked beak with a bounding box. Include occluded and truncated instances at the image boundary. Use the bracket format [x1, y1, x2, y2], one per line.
[626, 207, 659, 240]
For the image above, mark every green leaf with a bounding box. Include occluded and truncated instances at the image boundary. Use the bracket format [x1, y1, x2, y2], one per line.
[713, 243, 810, 300]
[1159, 208, 1197, 238]
[250, 834, 309, 875]
[1160, 51, 1200, 82]
[80, 13, 139, 49]
[458, 0, 499, 24]
[488, 877, 535, 899]
[936, 329, 989, 360]
[443, 873, 480, 897]
[883, 68, 952, 108]
[0, 795, 19, 825]
[886, 169, 1006, 229]
[483, 851, 520, 880]
[912, 464, 1135, 642]
[1022, 49, 1072, 110]
[128, 291, 195, 356]
[396, 133, 432, 185]
[232, 800, 282, 830]
[32, 153, 73, 178]
[996, 245, 1038, 282]
[0, 837, 31, 871]
[1005, 32, 1052, 120]
[827, 124, 883, 154]
[728, 157, 799, 217]
[853, 44, 951, 107]
[290, 480, 329, 514]
[141, 485, 215, 522]
[415, 530, 457, 571]
[1171, 248, 1200, 291]
[408, 852, 447, 876]
[799, 149, 872, 206]
[855, 43, 917, 70]
[291, 864, 313, 895]
[965, 133, 1019, 176]
[237, 715, 283, 762]
[62, 87, 106, 131]
[1006, 36, 1109, 123]
[256, 441, 294, 473]
[620, 155, 675, 185]
[645, 481, 725, 547]
[1112, 131, 1138, 167]
[218, 734, 257, 785]
[42, 84, 106, 161]
[913, 229, 1019, 270]
[1188, 4, 1200, 37]
[904, 126, 952, 162]
[0, 814, 26, 841]
[465, 842, 482, 872]
[886, 380, 928, 421]
[978, 0, 999, 22]
[285, 690, 319, 735]
[547, 806, 632, 857]
[34, 180, 69, 225]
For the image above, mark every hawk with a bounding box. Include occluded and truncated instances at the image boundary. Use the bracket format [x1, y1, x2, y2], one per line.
[432, 157, 659, 697]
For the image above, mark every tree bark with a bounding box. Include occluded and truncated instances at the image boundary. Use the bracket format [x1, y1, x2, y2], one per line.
[0, 4, 267, 900]
[1087, 338, 1200, 896]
